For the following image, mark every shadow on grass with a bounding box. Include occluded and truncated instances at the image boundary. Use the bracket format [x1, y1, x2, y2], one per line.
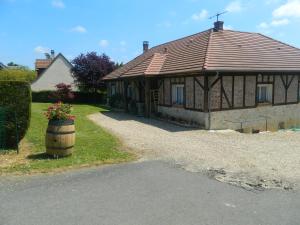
[27, 152, 54, 160]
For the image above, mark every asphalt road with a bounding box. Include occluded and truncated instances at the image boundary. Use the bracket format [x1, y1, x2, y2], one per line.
[0, 161, 299, 225]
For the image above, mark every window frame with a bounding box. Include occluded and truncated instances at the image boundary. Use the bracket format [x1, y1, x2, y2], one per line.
[171, 83, 185, 106]
[111, 83, 116, 96]
[257, 83, 273, 104]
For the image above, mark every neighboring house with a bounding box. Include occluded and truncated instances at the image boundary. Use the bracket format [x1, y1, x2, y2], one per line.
[103, 21, 300, 131]
[0, 62, 6, 69]
[31, 50, 75, 91]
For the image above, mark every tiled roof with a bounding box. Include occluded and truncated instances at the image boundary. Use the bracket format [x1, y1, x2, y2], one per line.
[35, 59, 52, 70]
[103, 29, 300, 80]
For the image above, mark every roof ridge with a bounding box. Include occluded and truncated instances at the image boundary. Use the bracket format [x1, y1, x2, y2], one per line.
[257, 33, 300, 51]
[123, 53, 155, 76]
[150, 29, 212, 50]
[202, 29, 213, 70]
[145, 53, 167, 75]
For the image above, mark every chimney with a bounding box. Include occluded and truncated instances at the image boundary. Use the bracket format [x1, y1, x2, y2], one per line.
[45, 53, 51, 59]
[143, 41, 149, 53]
[214, 21, 224, 32]
[50, 50, 55, 59]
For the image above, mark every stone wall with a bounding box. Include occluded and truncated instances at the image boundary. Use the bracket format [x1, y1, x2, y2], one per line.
[245, 76, 256, 107]
[164, 78, 171, 105]
[274, 76, 286, 104]
[274, 75, 299, 104]
[210, 104, 300, 131]
[233, 76, 244, 108]
[287, 75, 298, 103]
[194, 77, 205, 110]
[185, 77, 194, 108]
[158, 106, 208, 127]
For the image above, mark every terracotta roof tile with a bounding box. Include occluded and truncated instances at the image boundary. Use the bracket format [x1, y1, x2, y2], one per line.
[35, 59, 52, 70]
[103, 29, 300, 80]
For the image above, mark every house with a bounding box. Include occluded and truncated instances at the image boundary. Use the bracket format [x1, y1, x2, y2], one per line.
[0, 62, 6, 70]
[31, 50, 75, 91]
[103, 21, 300, 131]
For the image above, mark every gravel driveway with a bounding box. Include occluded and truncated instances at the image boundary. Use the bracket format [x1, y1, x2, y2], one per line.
[89, 112, 300, 190]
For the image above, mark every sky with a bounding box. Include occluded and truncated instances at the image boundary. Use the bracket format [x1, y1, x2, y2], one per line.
[1, 0, 300, 69]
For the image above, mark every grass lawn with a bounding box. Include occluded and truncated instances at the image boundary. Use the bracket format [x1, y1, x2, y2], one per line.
[0, 103, 134, 174]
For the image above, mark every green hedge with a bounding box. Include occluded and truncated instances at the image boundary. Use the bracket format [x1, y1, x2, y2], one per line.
[0, 69, 37, 82]
[32, 91, 106, 104]
[0, 81, 31, 148]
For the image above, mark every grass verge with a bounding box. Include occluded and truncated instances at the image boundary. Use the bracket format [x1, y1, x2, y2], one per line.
[0, 103, 135, 174]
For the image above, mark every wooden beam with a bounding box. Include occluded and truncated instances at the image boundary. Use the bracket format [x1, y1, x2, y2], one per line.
[124, 80, 129, 112]
[194, 77, 205, 90]
[204, 76, 209, 112]
[144, 78, 150, 117]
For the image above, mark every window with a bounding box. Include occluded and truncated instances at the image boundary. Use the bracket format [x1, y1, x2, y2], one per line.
[127, 85, 133, 98]
[257, 84, 272, 103]
[111, 84, 116, 96]
[172, 84, 184, 105]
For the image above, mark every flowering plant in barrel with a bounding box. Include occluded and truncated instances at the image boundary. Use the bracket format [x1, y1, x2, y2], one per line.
[44, 102, 76, 157]
[45, 102, 75, 121]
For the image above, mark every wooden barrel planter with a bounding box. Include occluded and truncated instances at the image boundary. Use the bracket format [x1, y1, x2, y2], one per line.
[45, 120, 75, 157]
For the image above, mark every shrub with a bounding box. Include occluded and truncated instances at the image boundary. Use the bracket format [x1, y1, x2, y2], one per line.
[109, 94, 124, 109]
[32, 91, 106, 104]
[49, 83, 75, 102]
[0, 81, 31, 148]
[0, 69, 36, 82]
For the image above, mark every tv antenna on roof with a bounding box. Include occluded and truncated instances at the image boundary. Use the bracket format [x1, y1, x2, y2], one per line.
[209, 11, 228, 22]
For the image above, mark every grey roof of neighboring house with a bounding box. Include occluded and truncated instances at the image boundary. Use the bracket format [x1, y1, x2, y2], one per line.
[0, 62, 7, 69]
[32, 53, 73, 84]
[104, 28, 300, 80]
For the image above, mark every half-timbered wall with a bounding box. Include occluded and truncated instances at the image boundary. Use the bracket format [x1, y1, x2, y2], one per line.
[158, 75, 205, 111]
[107, 81, 124, 97]
[273, 75, 298, 105]
[207, 75, 256, 111]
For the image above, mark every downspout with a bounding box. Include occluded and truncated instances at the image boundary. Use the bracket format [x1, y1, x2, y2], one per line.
[208, 71, 219, 130]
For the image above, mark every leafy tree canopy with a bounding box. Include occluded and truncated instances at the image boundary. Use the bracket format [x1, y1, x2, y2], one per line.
[71, 52, 121, 93]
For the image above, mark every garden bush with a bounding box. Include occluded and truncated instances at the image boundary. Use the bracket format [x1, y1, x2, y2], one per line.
[32, 91, 106, 104]
[109, 93, 124, 109]
[0, 81, 31, 148]
[0, 69, 36, 82]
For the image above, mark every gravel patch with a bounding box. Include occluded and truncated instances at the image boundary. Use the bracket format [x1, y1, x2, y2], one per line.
[88, 112, 300, 190]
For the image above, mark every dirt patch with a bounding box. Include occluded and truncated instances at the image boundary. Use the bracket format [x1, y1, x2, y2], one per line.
[0, 140, 32, 170]
[89, 112, 300, 191]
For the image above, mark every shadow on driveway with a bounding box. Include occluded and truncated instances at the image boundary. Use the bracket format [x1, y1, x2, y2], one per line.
[101, 111, 200, 133]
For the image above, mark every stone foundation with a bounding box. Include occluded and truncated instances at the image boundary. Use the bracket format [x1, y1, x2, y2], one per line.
[158, 104, 300, 131]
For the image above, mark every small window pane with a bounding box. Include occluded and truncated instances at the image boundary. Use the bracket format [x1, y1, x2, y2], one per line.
[172, 84, 184, 105]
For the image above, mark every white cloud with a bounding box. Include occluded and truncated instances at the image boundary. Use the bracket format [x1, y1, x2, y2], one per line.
[265, 0, 282, 5]
[224, 24, 234, 30]
[70, 25, 87, 33]
[258, 18, 290, 29]
[52, 0, 65, 9]
[225, 1, 243, 13]
[273, 0, 300, 18]
[120, 41, 126, 46]
[157, 21, 172, 28]
[258, 22, 270, 29]
[271, 18, 290, 26]
[191, 9, 208, 21]
[34, 46, 50, 54]
[99, 40, 109, 48]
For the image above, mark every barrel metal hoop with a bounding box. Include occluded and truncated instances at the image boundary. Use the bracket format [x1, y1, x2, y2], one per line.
[46, 130, 75, 135]
[47, 145, 74, 150]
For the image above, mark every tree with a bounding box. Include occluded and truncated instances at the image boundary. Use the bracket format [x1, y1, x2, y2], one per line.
[50, 83, 75, 102]
[71, 52, 117, 93]
[7, 62, 18, 66]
